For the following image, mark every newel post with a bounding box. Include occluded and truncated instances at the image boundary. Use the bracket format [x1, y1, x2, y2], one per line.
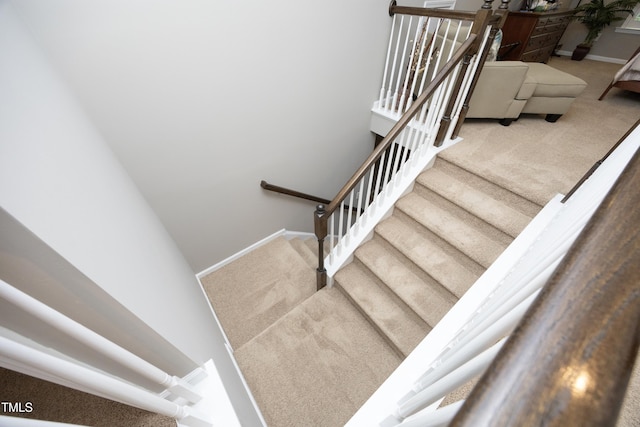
[314, 204, 328, 291]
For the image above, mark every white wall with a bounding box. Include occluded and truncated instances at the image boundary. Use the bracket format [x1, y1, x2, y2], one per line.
[12, 0, 393, 273]
[0, 3, 261, 423]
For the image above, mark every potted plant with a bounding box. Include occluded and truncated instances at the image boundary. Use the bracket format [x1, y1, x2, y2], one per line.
[571, 0, 639, 60]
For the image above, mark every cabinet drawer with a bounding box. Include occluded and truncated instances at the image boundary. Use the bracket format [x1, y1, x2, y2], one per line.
[521, 45, 555, 62]
[546, 15, 567, 24]
[527, 34, 549, 49]
[528, 31, 563, 49]
[544, 22, 568, 32]
[532, 25, 549, 36]
[544, 29, 565, 45]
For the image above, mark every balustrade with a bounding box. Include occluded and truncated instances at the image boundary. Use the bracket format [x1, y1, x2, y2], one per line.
[315, 2, 496, 289]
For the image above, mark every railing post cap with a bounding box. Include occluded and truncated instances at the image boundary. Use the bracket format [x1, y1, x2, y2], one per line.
[481, 0, 495, 9]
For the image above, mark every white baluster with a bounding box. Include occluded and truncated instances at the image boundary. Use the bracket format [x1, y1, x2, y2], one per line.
[398, 400, 464, 427]
[0, 280, 202, 404]
[365, 167, 375, 212]
[374, 150, 388, 204]
[408, 17, 435, 112]
[386, 15, 405, 112]
[414, 290, 540, 395]
[381, 141, 398, 200]
[396, 338, 506, 419]
[380, 14, 398, 109]
[356, 178, 366, 227]
[0, 336, 210, 427]
[338, 201, 345, 252]
[329, 213, 335, 263]
[396, 16, 415, 114]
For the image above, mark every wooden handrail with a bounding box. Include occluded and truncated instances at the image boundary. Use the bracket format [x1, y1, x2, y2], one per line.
[389, 1, 477, 20]
[261, 180, 331, 205]
[261, 180, 363, 220]
[561, 118, 640, 203]
[389, 0, 504, 22]
[451, 145, 640, 426]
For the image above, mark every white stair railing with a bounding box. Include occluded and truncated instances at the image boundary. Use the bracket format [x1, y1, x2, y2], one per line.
[0, 278, 217, 427]
[370, 4, 496, 142]
[314, 5, 496, 288]
[0, 279, 203, 404]
[346, 120, 640, 426]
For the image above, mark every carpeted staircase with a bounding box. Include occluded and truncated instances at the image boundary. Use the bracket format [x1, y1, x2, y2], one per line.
[201, 155, 543, 426]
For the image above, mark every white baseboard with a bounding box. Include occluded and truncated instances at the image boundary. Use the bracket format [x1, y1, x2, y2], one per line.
[196, 229, 315, 279]
[555, 50, 627, 64]
[282, 230, 316, 241]
[196, 229, 286, 279]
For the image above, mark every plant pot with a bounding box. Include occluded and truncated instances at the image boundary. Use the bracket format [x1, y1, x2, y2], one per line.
[571, 44, 591, 61]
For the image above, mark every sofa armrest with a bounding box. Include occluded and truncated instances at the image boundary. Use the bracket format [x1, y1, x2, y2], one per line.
[467, 61, 532, 119]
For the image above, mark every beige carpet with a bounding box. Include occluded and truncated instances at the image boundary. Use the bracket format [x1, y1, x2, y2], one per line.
[450, 56, 640, 205]
[235, 287, 401, 427]
[200, 236, 316, 349]
[0, 367, 175, 427]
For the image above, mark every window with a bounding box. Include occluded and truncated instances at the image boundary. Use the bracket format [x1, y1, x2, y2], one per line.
[616, 4, 640, 34]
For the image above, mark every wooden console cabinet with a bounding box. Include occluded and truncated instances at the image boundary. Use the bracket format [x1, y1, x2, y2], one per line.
[499, 10, 574, 63]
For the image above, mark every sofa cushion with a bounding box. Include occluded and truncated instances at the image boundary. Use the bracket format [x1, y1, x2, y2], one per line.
[467, 61, 530, 119]
[526, 63, 587, 98]
[517, 73, 537, 100]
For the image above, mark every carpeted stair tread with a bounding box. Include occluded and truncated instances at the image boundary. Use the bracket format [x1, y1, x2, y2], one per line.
[304, 236, 316, 252]
[335, 261, 431, 357]
[396, 191, 509, 269]
[355, 238, 457, 328]
[434, 158, 543, 218]
[234, 287, 402, 427]
[288, 237, 318, 270]
[417, 163, 534, 238]
[200, 236, 315, 349]
[376, 215, 481, 299]
[300, 236, 329, 265]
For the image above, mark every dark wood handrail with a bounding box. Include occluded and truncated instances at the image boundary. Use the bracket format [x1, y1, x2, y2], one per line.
[389, 0, 503, 23]
[322, 34, 477, 219]
[452, 139, 640, 426]
[261, 180, 331, 204]
[389, 1, 477, 20]
[561, 118, 640, 203]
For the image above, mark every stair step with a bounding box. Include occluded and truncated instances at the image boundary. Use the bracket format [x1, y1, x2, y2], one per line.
[418, 161, 535, 238]
[288, 237, 318, 270]
[396, 190, 510, 269]
[234, 287, 402, 427]
[335, 261, 431, 358]
[376, 215, 482, 299]
[200, 236, 316, 349]
[435, 158, 542, 217]
[355, 238, 457, 328]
